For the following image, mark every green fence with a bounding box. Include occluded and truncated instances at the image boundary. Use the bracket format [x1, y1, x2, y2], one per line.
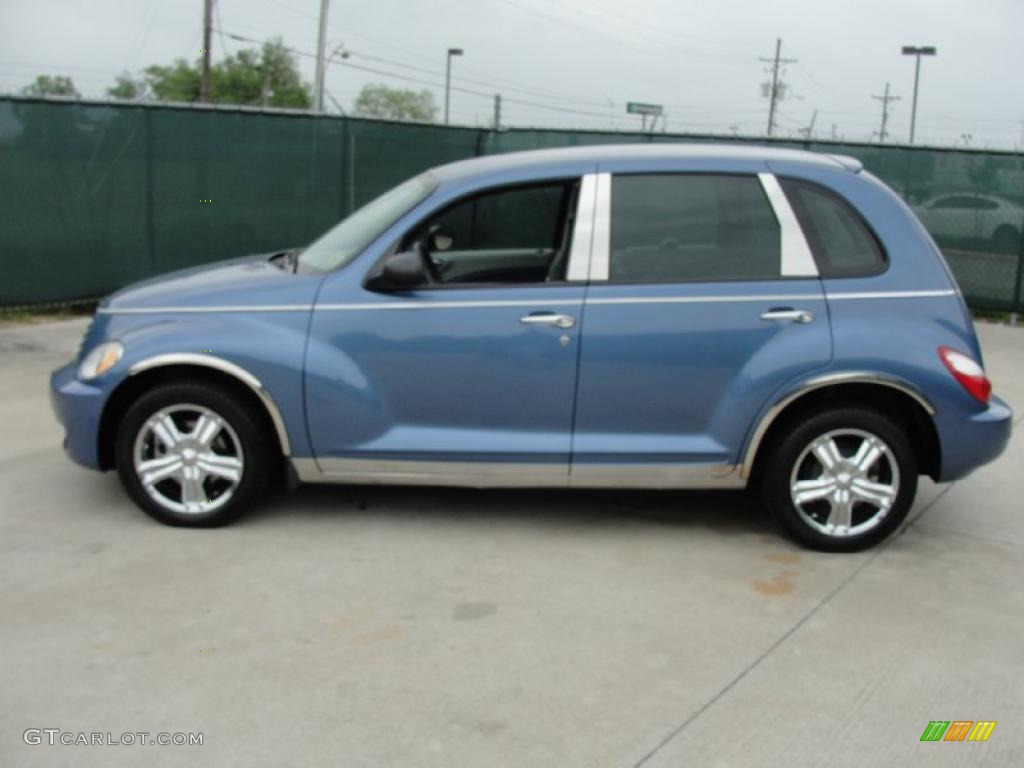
[2, 95, 1023, 311]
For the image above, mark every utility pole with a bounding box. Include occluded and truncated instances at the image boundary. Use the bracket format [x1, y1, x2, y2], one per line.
[760, 38, 796, 137]
[492, 94, 502, 130]
[313, 0, 330, 112]
[799, 109, 818, 140]
[902, 45, 937, 144]
[200, 0, 213, 102]
[871, 82, 900, 142]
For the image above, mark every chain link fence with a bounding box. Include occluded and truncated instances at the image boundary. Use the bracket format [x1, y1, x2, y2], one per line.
[2, 95, 1022, 312]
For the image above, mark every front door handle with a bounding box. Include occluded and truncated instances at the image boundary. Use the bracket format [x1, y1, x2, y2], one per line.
[760, 308, 814, 324]
[520, 312, 576, 329]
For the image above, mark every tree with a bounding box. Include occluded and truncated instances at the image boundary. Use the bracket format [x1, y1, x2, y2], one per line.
[21, 75, 79, 98]
[130, 38, 310, 108]
[353, 83, 437, 122]
[211, 39, 310, 108]
[107, 72, 147, 101]
[142, 59, 202, 103]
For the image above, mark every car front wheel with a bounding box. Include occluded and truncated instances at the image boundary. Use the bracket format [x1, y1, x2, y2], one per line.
[114, 380, 274, 526]
[761, 407, 918, 551]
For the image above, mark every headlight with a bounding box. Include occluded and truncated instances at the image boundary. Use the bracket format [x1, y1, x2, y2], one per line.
[78, 342, 123, 380]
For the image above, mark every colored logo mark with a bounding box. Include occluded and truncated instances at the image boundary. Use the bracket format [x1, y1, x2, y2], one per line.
[920, 720, 996, 742]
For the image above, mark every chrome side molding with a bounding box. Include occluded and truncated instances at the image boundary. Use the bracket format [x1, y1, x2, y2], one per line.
[292, 457, 744, 489]
[128, 353, 292, 456]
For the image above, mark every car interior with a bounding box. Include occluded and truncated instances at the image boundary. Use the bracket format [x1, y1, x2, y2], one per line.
[400, 180, 579, 285]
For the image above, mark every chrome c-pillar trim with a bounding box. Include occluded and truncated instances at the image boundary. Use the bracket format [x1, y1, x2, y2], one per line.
[566, 173, 598, 281]
[587, 172, 612, 281]
[128, 353, 292, 456]
[291, 457, 745, 489]
[739, 371, 937, 479]
[758, 172, 818, 278]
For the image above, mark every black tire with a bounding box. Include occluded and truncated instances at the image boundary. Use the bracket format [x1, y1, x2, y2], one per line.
[114, 379, 276, 526]
[760, 406, 918, 552]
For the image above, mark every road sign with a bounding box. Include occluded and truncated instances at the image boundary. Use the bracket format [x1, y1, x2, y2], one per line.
[626, 102, 663, 116]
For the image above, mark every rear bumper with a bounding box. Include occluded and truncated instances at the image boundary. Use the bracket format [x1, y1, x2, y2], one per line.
[937, 394, 1013, 482]
[50, 362, 107, 470]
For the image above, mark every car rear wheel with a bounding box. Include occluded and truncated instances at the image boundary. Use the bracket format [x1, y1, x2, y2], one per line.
[115, 380, 274, 526]
[761, 407, 918, 551]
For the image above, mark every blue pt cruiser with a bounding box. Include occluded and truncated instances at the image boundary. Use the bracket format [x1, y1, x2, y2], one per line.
[51, 145, 1012, 550]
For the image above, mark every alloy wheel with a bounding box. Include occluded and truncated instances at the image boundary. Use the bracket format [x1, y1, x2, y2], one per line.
[789, 428, 900, 538]
[132, 404, 244, 515]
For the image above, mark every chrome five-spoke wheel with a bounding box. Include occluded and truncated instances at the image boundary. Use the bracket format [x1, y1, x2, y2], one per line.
[133, 404, 244, 515]
[116, 380, 274, 526]
[790, 429, 899, 538]
[763, 407, 918, 551]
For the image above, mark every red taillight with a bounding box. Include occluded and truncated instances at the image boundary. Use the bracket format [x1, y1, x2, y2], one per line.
[939, 346, 991, 404]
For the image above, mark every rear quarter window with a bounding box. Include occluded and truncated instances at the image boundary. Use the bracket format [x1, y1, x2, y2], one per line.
[780, 178, 887, 278]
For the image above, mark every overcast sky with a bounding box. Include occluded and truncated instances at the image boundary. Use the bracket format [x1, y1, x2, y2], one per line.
[1, 0, 1022, 148]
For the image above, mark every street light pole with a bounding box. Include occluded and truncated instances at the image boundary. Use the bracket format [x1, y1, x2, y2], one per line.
[902, 45, 936, 144]
[445, 48, 463, 125]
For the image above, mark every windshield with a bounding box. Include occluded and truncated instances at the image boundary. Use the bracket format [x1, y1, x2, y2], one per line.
[297, 173, 439, 273]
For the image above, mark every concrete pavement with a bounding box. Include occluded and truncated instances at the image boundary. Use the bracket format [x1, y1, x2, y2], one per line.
[1, 318, 1021, 767]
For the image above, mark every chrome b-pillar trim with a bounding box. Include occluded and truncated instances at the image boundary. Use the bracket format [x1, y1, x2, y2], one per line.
[739, 371, 937, 479]
[586, 172, 613, 281]
[128, 353, 292, 456]
[566, 173, 598, 281]
[758, 172, 818, 278]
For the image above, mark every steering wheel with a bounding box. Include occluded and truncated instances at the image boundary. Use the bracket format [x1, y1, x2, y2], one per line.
[413, 241, 442, 284]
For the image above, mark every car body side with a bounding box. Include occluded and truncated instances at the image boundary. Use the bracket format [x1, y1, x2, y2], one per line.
[50, 146, 1012, 489]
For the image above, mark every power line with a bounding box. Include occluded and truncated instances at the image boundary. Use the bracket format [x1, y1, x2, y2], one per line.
[491, 0, 751, 66]
[545, 0, 750, 61]
[255, 0, 617, 108]
[220, 30, 612, 120]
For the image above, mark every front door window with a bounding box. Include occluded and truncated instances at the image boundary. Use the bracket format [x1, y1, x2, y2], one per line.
[403, 180, 578, 285]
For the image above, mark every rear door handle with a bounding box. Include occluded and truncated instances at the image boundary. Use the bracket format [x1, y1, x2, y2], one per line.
[520, 312, 576, 329]
[760, 308, 814, 324]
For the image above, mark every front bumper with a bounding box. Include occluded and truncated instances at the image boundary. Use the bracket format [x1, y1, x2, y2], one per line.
[937, 394, 1013, 481]
[50, 361, 108, 470]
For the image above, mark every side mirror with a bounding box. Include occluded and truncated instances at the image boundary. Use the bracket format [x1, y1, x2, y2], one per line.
[365, 249, 428, 293]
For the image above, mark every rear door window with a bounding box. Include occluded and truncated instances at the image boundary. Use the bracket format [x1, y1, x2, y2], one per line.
[609, 174, 781, 283]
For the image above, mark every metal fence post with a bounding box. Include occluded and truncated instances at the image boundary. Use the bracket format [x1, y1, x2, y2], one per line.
[338, 117, 349, 218]
[143, 105, 156, 276]
[1011, 215, 1024, 324]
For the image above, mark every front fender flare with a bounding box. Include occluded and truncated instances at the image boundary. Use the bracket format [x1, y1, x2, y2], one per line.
[128, 353, 292, 456]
